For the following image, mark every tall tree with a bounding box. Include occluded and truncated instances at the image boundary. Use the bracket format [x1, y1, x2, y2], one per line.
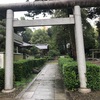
[30, 29, 50, 44]
[88, 7, 100, 48]
[17, 17, 34, 43]
[81, 9, 96, 55]
[25, 0, 97, 58]
[50, 9, 76, 57]
[25, 0, 53, 18]
[21, 28, 33, 43]
[50, 8, 96, 58]
[0, 19, 6, 51]
[88, 7, 100, 19]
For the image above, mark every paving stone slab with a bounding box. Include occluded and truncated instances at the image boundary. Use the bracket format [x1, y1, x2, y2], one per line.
[22, 92, 34, 99]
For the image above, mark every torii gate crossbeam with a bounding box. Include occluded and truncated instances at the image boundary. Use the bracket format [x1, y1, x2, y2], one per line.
[13, 18, 75, 27]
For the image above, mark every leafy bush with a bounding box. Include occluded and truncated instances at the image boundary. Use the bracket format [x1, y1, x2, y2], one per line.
[0, 58, 46, 90]
[58, 56, 100, 91]
[14, 58, 46, 81]
[0, 69, 4, 90]
[14, 60, 32, 81]
[44, 56, 54, 61]
[48, 50, 60, 57]
[86, 62, 100, 90]
[58, 57, 79, 90]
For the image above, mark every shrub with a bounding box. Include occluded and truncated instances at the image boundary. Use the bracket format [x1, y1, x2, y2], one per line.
[0, 58, 46, 90]
[86, 62, 100, 90]
[58, 58, 79, 90]
[0, 69, 4, 90]
[44, 56, 54, 61]
[14, 58, 46, 81]
[48, 50, 60, 57]
[58, 56, 100, 91]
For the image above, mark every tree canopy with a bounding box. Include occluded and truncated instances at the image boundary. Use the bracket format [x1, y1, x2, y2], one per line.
[0, 19, 6, 51]
[30, 28, 50, 44]
[21, 28, 33, 43]
[25, 0, 53, 18]
[88, 7, 100, 48]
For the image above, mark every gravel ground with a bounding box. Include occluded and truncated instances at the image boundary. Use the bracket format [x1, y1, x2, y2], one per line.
[68, 91, 100, 100]
[0, 86, 23, 99]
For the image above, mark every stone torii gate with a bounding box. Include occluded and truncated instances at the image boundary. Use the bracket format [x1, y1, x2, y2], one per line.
[0, 0, 100, 93]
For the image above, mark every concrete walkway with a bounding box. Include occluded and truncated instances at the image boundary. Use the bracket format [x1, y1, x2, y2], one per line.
[16, 61, 69, 100]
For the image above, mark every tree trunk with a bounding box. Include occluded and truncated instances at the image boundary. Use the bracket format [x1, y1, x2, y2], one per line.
[69, 25, 77, 59]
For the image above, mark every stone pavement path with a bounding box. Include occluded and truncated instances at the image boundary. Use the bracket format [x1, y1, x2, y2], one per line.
[16, 61, 69, 100]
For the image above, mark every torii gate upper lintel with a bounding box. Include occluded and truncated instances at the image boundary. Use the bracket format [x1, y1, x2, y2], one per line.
[2, 0, 99, 94]
[0, 0, 99, 12]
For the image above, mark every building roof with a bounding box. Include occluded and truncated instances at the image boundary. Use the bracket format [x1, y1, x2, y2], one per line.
[35, 44, 48, 50]
[21, 43, 48, 50]
[21, 42, 33, 47]
[0, 33, 23, 45]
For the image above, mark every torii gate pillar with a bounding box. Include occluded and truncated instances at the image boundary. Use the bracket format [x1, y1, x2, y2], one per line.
[74, 5, 91, 93]
[2, 9, 15, 93]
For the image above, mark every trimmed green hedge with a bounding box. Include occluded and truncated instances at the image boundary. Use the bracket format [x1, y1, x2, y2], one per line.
[86, 62, 100, 90]
[0, 58, 46, 90]
[0, 69, 4, 90]
[58, 57, 79, 90]
[14, 58, 46, 81]
[58, 57, 100, 91]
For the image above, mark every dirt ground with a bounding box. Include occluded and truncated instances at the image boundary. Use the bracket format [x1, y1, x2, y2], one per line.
[91, 60, 100, 65]
[0, 86, 23, 99]
[0, 86, 100, 100]
[68, 90, 100, 100]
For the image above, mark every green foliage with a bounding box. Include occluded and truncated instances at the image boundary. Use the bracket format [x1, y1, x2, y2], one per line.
[58, 57, 79, 90]
[19, 17, 33, 43]
[87, 7, 100, 48]
[44, 56, 53, 61]
[50, 8, 97, 57]
[86, 62, 100, 90]
[48, 50, 60, 57]
[88, 7, 100, 19]
[14, 60, 31, 81]
[50, 9, 70, 55]
[25, 0, 53, 18]
[58, 56, 100, 91]
[0, 58, 46, 90]
[30, 29, 50, 44]
[15, 74, 36, 88]
[0, 19, 6, 51]
[30, 46, 39, 55]
[0, 69, 4, 90]
[96, 21, 100, 48]
[14, 58, 46, 81]
[21, 27, 33, 43]
[81, 9, 96, 55]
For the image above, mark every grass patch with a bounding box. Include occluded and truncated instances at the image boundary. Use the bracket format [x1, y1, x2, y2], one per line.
[15, 74, 37, 89]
